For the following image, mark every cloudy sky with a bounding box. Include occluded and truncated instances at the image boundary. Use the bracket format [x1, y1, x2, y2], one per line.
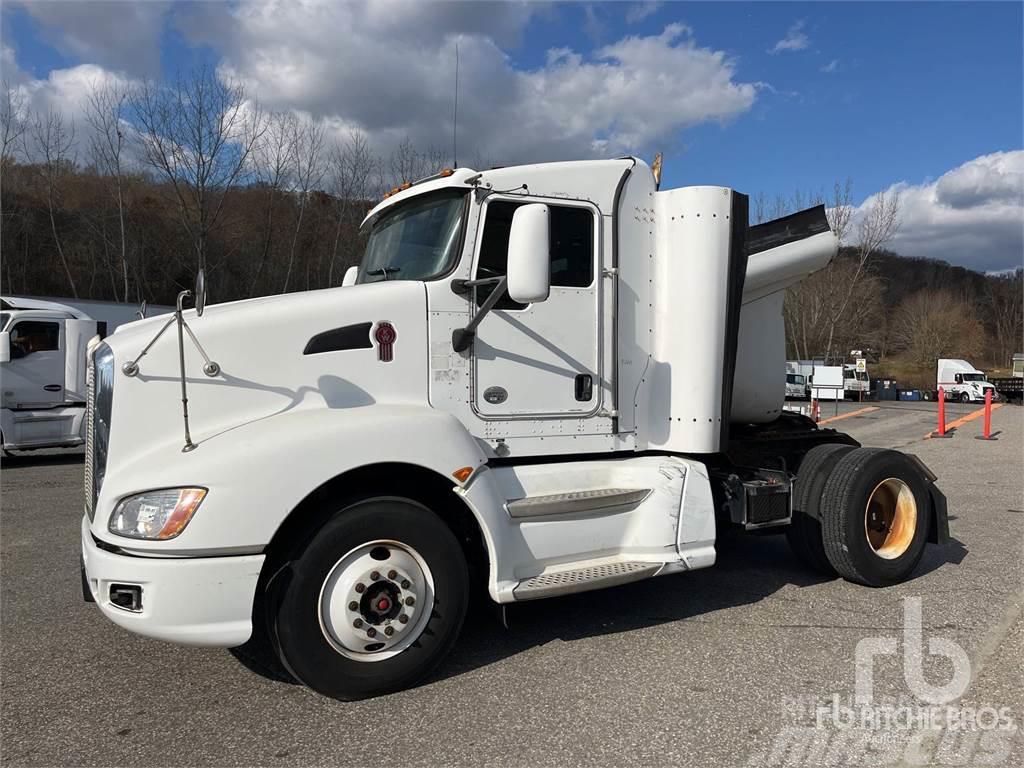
[3, 0, 1022, 271]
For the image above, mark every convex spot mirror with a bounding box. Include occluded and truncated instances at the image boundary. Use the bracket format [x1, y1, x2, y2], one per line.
[194, 269, 208, 317]
[506, 203, 551, 304]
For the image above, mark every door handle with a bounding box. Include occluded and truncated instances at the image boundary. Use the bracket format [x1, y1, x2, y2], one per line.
[43, 384, 62, 392]
[574, 374, 593, 402]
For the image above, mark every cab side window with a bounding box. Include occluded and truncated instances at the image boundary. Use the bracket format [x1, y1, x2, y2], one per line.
[9, 321, 59, 359]
[954, 374, 963, 384]
[476, 201, 594, 308]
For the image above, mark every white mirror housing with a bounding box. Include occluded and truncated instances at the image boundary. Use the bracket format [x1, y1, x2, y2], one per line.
[342, 266, 358, 287]
[506, 204, 551, 304]
[0, 332, 10, 364]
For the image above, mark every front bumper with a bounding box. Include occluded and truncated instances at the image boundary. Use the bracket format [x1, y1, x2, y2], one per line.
[80, 516, 264, 647]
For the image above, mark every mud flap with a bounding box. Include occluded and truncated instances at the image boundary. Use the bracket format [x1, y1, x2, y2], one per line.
[80, 554, 95, 603]
[905, 453, 949, 545]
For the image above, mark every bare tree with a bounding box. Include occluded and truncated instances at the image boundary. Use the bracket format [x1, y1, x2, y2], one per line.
[85, 80, 134, 301]
[282, 116, 325, 292]
[820, 187, 900, 361]
[1, 81, 28, 166]
[891, 289, 985, 365]
[327, 128, 377, 285]
[248, 109, 297, 295]
[26, 109, 78, 296]
[985, 269, 1023, 368]
[131, 66, 266, 277]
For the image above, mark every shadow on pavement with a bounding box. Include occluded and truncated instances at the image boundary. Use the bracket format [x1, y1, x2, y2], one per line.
[228, 531, 968, 692]
[1, 452, 85, 469]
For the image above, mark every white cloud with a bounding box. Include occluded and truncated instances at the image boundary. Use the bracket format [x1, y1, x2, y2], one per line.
[13, 0, 171, 78]
[769, 20, 809, 54]
[184, 2, 756, 165]
[855, 151, 1024, 272]
[820, 59, 839, 73]
[626, 2, 662, 25]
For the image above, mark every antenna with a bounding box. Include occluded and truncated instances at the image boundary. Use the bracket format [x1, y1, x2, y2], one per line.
[452, 41, 459, 168]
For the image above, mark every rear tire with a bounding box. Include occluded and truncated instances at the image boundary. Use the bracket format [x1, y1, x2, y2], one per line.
[786, 443, 855, 575]
[820, 448, 930, 587]
[272, 497, 468, 700]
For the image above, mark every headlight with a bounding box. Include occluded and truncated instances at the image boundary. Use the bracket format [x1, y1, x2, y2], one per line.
[109, 488, 207, 540]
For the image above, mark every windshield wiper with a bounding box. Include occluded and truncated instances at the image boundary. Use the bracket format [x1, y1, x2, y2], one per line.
[367, 266, 401, 280]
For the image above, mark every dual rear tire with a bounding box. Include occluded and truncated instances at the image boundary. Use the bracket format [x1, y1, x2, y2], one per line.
[788, 445, 931, 586]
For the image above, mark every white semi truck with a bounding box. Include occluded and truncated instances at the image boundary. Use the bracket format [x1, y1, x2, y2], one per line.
[80, 159, 948, 700]
[1, 297, 170, 452]
[0, 297, 109, 452]
[936, 358, 996, 403]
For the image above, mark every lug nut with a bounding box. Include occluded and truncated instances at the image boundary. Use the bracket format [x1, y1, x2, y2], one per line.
[388, 570, 398, 580]
[398, 614, 409, 624]
[348, 601, 359, 611]
[384, 626, 395, 636]
[353, 618, 363, 628]
[405, 596, 415, 606]
[366, 627, 377, 638]
[354, 583, 365, 593]
[401, 579, 411, 589]
[370, 571, 380, 581]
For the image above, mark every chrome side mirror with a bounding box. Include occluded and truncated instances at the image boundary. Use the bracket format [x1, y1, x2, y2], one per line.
[506, 204, 551, 304]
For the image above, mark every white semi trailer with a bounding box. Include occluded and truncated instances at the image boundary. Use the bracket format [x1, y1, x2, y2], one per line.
[80, 159, 948, 700]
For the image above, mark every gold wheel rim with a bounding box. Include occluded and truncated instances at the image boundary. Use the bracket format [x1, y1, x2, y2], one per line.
[864, 478, 917, 559]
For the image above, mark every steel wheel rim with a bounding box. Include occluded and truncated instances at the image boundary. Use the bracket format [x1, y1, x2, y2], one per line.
[864, 478, 917, 559]
[318, 539, 434, 662]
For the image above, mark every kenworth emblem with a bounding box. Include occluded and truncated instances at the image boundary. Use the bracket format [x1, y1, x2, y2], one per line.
[374, 322, 396, 362]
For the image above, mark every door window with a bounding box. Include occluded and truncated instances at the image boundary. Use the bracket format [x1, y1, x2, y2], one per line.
[9, 321, 59, 359]
[475, 201, 594, 309]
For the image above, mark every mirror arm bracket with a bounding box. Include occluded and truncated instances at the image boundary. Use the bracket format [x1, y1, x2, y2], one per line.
[452, 277, 508, 353]
[451, 276, 502, 296]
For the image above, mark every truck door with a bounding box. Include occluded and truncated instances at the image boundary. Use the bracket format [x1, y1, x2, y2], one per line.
[470, 197, 602, 417]
[1, 319, 65, 408]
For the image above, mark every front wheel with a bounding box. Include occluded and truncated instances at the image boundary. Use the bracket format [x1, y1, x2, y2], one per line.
[960, 392, 972, 403]
[273, 498, 469, 700]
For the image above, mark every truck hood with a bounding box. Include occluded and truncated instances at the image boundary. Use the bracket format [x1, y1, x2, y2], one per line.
[101, 281, 429, 463]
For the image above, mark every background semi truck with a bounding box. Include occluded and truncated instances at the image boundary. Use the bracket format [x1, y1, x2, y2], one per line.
[79, 158, 948, 701]
[0, 297, 170, 452]
[936, 358, 996, 403]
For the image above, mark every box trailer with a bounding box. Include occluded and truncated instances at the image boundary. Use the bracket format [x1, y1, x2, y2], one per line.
[79, 158, 948, 700]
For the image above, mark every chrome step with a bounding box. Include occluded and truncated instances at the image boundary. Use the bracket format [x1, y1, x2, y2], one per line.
[513, 561, 661, 600]
[506, 488, 651, 519]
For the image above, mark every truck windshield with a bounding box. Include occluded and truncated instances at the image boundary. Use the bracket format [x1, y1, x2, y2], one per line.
[961, 373, 986, 382]
[358, 190, 467, 284]
[786, 374, 805, 385]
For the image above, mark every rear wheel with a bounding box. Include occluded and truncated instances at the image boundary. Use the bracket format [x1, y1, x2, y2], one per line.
[273, 498, 468, 700]
[786, 443, 855, 575]
[820, 448, 930, 587]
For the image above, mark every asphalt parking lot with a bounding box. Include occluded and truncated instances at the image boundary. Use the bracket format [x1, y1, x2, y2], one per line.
[2, 401, 1022, 767]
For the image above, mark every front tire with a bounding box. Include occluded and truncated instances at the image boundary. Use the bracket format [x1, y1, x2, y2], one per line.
[273, 498, 469, 700]
[960, 392, 971, 403]
[819, 448, 930, 587]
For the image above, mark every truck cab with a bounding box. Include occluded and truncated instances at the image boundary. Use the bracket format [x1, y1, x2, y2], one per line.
[937, 358, 995, 403]
[79, 158, 948, 701]
[0, 298, 105, 451]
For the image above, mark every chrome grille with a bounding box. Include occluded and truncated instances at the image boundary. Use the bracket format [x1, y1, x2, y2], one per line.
[83, 345, 96, 520]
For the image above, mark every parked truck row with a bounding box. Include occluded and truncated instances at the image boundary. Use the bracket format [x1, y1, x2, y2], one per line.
[79, 158, 948, 701]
